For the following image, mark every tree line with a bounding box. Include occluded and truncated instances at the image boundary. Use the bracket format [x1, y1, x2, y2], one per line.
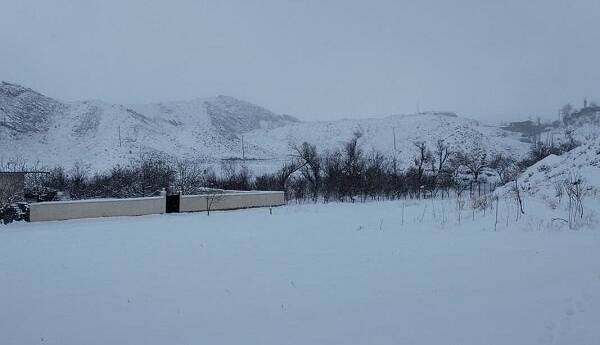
[10, 129, 578, 205]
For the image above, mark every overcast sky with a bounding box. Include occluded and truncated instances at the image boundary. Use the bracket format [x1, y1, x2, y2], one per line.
[1, 0, 599, 123]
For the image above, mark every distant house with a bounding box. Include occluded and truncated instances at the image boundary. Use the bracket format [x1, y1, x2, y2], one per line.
[565, 106, 600, 126]
[501, 120, 558, 143]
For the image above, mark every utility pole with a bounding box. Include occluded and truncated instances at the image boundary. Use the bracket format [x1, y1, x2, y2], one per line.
[241, 135, 245, 161]
[118, 126, 122, 147]
[393, 127, 397, 151]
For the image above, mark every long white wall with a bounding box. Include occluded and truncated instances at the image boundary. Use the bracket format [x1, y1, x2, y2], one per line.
[29, 196, 166, 222]
[29, 191, 285, 222]
[180, 191, 285, 213]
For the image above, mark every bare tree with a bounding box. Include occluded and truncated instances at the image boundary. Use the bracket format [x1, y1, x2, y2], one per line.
[489, 154, 518, 184]
[322, 150, 343, 202]
[364, 151, 386, 201]
[67, 162, 89, 199]
[268, 160, 307, 200]
[218, 161, 252, 190]
[412, 141, 432, 187]
[433, 140, 452, 174]
[430, 139, 454, 192]
[294, 142, 322, 202]
[342, 131, 365, 201]
[174, 158, 204, 195]
[205, 189, 225, 216]
[458, 147, 487, 183]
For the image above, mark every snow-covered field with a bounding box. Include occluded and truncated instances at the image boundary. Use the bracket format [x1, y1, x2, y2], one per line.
[2, 199, 600, 345]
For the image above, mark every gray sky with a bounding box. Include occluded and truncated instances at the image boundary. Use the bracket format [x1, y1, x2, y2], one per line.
[1, 0, 599, 123]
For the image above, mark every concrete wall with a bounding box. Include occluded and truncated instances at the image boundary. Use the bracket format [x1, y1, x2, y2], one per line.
[30, 196, 166, 222]
[29, 191, 285, 222]
[179, 195, 208, 212]
[180, 191, 285, 213]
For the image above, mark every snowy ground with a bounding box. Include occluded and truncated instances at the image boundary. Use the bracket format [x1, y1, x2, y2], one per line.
[2, 200, 600, 345]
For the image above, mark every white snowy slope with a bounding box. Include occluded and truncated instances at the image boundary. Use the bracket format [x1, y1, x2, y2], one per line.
[498, 137, 600, 202]
[0, 82, 529, 171]
[2, 201, 600, 345]
[492, 137, 600, 229]
[0, 82, 298, 170]
[245, 112, 528, 166]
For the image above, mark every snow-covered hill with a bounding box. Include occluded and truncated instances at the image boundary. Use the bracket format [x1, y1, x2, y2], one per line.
[0, 82, 299, 169]
[244, 112, 527, 167]
[0, 82, 65, 133]
[1, 82, 530, 171]
[500, 138, 600, 202]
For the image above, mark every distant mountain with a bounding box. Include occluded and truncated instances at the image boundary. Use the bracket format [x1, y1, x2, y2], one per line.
[1, 82, 530, 171]
[244, 112, 529, 169]
[0, 82, 299, 170]
[0, 82, 65, 133]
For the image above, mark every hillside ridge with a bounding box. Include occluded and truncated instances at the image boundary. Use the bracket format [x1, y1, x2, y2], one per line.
[1, 82, 529, 171]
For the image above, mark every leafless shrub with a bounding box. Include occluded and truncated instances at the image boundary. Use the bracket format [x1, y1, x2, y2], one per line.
[174, 158, 206, 195]
[205, 189, 225, 216]
[553, 180, 564, 204]
[511, 180, 525, 221]
[563, 173, 586, 229]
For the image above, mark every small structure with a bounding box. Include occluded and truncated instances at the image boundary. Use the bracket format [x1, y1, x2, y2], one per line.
[0, 171, 48, 205]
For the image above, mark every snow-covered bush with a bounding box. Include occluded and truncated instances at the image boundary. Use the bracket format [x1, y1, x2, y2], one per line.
[0, 203, 29, 225]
